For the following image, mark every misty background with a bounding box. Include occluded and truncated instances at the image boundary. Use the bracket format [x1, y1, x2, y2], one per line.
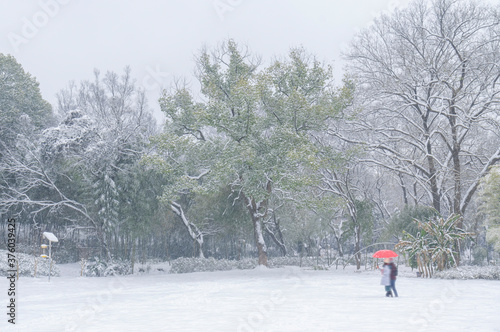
[1, 0, 414, 120]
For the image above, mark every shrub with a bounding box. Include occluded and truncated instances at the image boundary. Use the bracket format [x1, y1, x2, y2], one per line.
[268, 256, 324, 268]
[472, 247, 488, 266]
[396, 214, 474, 277]
[0, 250, 60, 277]
[169, 256, 330, 274]
[84, 257, 132, 277]
[169, 257, 257, 274]
[433, 265, 500, 280]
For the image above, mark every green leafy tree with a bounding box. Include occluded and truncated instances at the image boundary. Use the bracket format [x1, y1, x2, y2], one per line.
[0, 53, 53, 146]
[147, 131, 217, 258]
[384, 205, 438, 241]
[0, 54, 56, 248]
[155, 40, 347, 265]
[118, 164, 165, 264]
[0, 53, 54, 218]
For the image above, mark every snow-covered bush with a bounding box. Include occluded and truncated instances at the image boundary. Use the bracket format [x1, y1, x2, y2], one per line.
[267, 256, 325, 268]
[169, 256, 330, 274]
[433, 265, 500, 280]
[84, 257, 132, 277]
[169, 257, 257, 274]
[0, 250, 60, 277]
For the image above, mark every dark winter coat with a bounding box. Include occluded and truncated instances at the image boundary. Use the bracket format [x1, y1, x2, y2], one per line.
[388, 262, 397, 280]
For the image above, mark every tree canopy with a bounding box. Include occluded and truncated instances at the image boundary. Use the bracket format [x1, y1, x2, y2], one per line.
[152, 40, 350, 265]
[0, 53, 53, 146]
[342, 0, 500, 218]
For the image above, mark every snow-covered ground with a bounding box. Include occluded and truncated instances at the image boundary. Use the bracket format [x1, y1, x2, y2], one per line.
[1, 264, 499, 332]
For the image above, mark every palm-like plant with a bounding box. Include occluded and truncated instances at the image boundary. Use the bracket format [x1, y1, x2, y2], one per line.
[396, 213, 474, 277]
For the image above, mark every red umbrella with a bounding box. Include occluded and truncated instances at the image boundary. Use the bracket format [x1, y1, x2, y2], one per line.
[372, 249, 398, 258]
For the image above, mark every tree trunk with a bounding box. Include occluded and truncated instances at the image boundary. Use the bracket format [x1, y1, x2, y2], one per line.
[423, 115, 441, 214]
[264, 214, 287, 256]
[241, 181, 271, 266]
[131, 239, 136, 274]
[253, 216, 268, 266]
[354, 224, 361, 270]
[450, 104, 463, 266]
[245, 197, 268, 266]
[96, 226, 112, 261]
[398, 173, 409, 205]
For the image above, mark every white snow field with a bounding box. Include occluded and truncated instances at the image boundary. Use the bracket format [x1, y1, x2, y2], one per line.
[1, 264, 499, 332]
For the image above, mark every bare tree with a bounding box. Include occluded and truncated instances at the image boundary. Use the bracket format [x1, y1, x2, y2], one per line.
[341, 0, 500, 220]
[319, 160, 382, 269]
[0, 135, 112, 260]
[55, 68, 157, 255]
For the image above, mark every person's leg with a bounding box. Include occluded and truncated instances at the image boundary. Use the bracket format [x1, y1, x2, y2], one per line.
[390, 279, 398, 297]
[385, 285, 392, 297]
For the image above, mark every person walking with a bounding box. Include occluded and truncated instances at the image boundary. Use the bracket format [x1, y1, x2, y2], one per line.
[379, 258, 398, 297]
[388, 258, 398, 297]
[380, 258, 392, 297]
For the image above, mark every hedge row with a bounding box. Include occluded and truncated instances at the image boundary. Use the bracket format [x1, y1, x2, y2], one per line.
[433, 265, 500, 280]
[169, 256, 326, 274]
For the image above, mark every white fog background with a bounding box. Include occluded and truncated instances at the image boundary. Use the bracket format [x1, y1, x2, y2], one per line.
[0, 0, 420, 121]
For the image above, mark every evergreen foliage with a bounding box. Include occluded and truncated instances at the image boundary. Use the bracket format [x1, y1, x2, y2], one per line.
[0, 53, 54, 147]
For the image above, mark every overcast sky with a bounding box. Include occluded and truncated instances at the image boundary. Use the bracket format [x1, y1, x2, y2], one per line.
[0, 0, 416, 120]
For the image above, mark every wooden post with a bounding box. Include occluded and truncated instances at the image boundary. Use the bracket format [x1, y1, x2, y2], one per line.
[48, 240, 52, 282]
